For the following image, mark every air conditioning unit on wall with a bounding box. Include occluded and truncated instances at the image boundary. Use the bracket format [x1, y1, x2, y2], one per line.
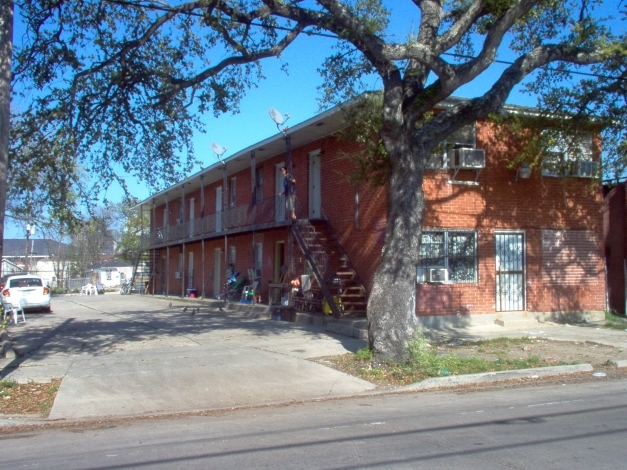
[447, 148, 486, 169]
[429, 268, 448, 283]
[174, 271, 182, 279]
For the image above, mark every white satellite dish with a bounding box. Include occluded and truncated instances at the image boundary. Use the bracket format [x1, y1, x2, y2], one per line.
[211, 142, 226, 156]
[268, 108, 284, 125]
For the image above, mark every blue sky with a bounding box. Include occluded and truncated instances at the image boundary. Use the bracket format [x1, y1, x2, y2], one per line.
[6, 1, 624, 239]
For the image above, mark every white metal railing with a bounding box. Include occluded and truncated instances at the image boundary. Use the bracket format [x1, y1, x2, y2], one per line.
[148, 196, 283, 245]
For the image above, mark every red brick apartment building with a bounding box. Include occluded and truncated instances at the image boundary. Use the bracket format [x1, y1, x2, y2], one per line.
[135, 99, 606, 326]
[604, 182, 626, 315]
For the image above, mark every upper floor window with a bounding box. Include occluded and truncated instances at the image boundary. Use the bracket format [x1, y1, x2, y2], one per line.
[178, 200, 184, 224]
[230, 177, 237, 208]
[417, 230, 477, 283]
[255, 167, 263, 203]
[426, 123, 477, 170]
[541, 132, 598, 178]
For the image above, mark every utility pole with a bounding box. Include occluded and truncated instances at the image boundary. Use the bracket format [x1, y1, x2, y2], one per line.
[24, 223, 34, 273]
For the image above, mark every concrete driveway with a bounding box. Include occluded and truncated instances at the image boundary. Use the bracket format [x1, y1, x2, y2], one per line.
[0, 295, 373, 420]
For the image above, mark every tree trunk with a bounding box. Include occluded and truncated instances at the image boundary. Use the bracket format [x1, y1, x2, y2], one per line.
[0, 1, 12, 277]
[367, 128, 427, 361]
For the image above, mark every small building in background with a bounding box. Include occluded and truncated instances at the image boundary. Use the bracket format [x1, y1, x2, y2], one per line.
[2, 239, 72, 287]
[87, 259, 133, 288]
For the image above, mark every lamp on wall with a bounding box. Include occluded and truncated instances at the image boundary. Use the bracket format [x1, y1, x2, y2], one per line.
[515, 164, 532, 181]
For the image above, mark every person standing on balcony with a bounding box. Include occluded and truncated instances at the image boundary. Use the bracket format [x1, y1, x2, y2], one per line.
[280, 166, 296, 220]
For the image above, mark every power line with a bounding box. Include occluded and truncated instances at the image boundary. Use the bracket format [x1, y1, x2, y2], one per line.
[105, 0, 625, 82]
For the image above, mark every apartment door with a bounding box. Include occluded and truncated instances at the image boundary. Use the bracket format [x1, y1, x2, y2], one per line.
[309, 151, 321, 219]
[216, 187, 222, 232]
[275, 164, 286, 222]
[213, 248, 221, 297]
[274, 241, 285, 283]
[495, 232, 526, 311]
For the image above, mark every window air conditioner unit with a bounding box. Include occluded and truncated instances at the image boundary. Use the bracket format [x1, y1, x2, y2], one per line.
[429, 268, 448, 283]
[447, 148, 486, 169]
[174, 271, 182, 279]
[572, 160, 599, 178]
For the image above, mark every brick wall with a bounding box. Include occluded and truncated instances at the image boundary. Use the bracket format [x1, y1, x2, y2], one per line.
[152, 118, 606, 317]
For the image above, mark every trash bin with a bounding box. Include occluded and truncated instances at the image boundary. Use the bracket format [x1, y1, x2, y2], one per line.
[186, 288, 198, 298]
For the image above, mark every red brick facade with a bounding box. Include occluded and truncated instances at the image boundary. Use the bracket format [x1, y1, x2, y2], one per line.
[143, 107, 606, 323]
[603, 182, 626, 314]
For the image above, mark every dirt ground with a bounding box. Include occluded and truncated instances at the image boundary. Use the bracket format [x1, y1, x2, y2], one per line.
[0, 379, 62, 416]
[435, 337, 627, 366]
[314, 337, 627, 389]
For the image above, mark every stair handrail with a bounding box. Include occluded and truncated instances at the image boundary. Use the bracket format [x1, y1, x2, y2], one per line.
[289, 197, 341, 317]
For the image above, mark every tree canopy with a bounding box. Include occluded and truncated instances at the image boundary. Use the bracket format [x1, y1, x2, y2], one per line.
[8, 0, 627, 359]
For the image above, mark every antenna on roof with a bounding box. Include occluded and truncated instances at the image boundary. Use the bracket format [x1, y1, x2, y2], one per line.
[269, 108, 291, 136]
[211, 142, 227, 165]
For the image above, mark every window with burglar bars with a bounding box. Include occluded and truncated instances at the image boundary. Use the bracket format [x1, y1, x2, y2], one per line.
[417, 230, 478, 283]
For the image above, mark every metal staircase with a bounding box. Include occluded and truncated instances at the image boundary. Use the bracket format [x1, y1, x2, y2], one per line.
[291, 217, 368, 317]
[128, 248, 160, 294]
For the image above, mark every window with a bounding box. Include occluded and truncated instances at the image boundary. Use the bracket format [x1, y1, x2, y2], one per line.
[230, 177, 237, 208]
[417, 230, 477, 283]
[541, 132, 597, 178]
[254, 243, 263, 278]
[178, 200, 184, 224]
[10, 277, 42, 288]
[255, 167, 263, 203]
[426, 123, 477, 170]
[229, 246, 236, 266]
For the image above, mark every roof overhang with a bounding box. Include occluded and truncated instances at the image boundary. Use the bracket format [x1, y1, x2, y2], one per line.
[133, 101, 350, 211]
[134, 94, 545, 211]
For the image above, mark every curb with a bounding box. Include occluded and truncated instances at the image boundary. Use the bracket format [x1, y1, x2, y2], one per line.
[398, 364, 594, 391]
[611, 359, 627, 368]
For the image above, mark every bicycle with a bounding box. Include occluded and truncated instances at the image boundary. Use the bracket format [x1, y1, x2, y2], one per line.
[119, 280, 132, 295]
[217, 272, 246, 301]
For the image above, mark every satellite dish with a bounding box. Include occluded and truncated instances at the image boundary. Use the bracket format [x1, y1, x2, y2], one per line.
[268, 108, 284, 125]
[211, 142, 226, 156]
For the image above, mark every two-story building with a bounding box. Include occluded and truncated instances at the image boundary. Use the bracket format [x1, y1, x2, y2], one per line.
[134, 98, 606, 327]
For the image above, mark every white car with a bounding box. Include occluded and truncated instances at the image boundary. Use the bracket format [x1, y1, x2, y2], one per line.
[1, 274, 52, 312]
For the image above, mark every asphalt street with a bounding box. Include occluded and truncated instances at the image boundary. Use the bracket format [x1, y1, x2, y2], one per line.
[1, 376, 625, 469]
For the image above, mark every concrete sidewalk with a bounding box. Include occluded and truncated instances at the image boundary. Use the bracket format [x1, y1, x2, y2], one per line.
[1, 295, 374, 422]
[1, 294, 626, 424]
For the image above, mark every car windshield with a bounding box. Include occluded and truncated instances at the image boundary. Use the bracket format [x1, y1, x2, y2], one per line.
[9, 278, 43, 288]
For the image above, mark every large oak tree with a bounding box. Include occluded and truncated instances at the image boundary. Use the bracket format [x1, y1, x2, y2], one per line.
[8, 0, 627, 359]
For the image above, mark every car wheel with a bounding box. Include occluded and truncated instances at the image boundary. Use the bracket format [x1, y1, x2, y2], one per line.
[42, 306, 52, 313]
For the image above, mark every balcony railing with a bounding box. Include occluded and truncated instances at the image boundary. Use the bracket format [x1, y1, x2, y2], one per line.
[149, 196, 286, 245]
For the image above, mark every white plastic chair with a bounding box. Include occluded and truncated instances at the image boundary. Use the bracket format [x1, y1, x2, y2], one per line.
[81, 284, 98, 296]
[2, 298, 26, 324]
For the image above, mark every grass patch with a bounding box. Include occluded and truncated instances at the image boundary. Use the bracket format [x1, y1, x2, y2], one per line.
[605, 311, 627, 330]
[0, 379, 18, 398]
[38, 384, 60, 415]
[473, 337, 534, 348]
[329, 332, 568, 387]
